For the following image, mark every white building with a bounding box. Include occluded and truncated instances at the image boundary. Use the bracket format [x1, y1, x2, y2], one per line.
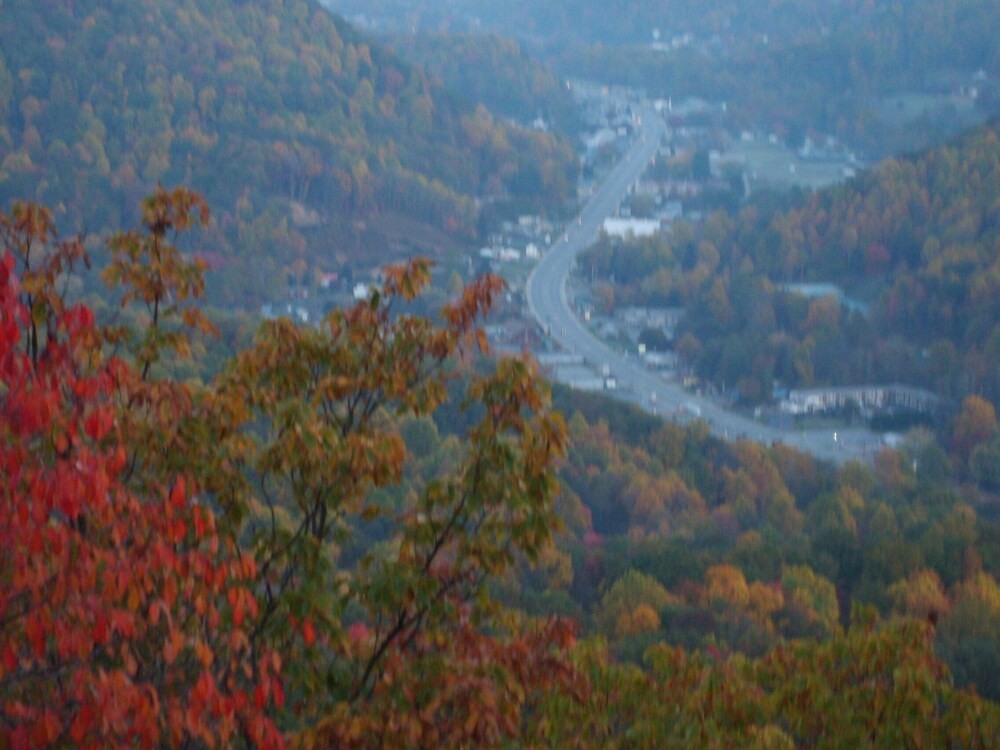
[555, 365, 606, 392]
[781, 385, 939, 418]
[603, 217, 662, 238]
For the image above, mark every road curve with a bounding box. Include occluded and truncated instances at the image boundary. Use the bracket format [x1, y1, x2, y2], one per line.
[525, 104, 881, 465]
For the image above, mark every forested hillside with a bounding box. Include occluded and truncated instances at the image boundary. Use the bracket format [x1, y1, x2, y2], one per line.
[531, 390, 1000, 703]
[384, 32, 581, 136]
[0, 0, 577, 304]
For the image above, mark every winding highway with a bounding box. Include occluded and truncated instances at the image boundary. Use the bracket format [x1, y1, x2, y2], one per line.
[526, 103, 882, 465]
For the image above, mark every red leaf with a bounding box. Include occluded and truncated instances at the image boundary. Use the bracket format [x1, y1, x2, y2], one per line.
[170, 476, 187, 510]
[272, 679, 285, 709]
[93, 612, 108, 645]
[26, 617, 45, 658]
[230, 588, 244, 628]
[193, 508, 206, 540]
[169, 518, 187, 544]
[70, 702, 94, 744]
[29, 530, 44, 555]
[2, 645, 17, 672]
[83, 408, 110, 441]
[111, 446, 127, 474]
[194, 671, 215, 706]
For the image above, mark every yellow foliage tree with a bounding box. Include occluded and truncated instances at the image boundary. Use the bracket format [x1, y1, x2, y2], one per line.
[888, 569, 950, 621]
[705, 564, 751, 608]
[615, 604, 662, 639]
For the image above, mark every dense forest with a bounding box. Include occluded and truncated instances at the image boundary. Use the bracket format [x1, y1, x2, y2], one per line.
[2, 194, 999, 746]
[0, 0, 578, 305]
[383, 32, 582, 136]
[581, 117, 1000, 421]
[328, 0, 1000, 156]
[531, 389, 1000, 702]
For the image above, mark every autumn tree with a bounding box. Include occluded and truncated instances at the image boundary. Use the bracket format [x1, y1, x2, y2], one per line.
[2, 189, 582, 746]
[594, 570, 675, 641]
[779, 564, 840, 639]
[952, 395, 998, 472]
[185, 258, 580, 736]
[0, 201, 283, 747]
[936, 572, 1000, 701]
[752, 612, 1000, 748]
[523, 614, 1000, 748]
[888, 569, 950, 622]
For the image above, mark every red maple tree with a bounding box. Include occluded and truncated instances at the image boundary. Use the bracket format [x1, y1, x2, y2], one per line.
[0, 206, 283, 748]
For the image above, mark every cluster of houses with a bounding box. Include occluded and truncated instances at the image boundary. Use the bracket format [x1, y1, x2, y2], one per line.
[614, 306, 684, 342]
[260, 265, 384, 326]
[572, 82, 646, 179]
[568, 305, 685, 382]
[480, 214, 552, 267]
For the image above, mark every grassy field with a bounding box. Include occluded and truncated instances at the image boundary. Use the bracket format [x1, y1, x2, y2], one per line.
[721, 139, 854, 192]
[875, 92, 980, 125]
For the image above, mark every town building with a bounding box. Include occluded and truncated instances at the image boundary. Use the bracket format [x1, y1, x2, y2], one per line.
[781, 385, 940, 418]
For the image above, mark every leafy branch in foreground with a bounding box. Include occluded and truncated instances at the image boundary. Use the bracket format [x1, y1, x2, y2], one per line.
[1, 189, 582, 745]
[0, 202, 282, 747]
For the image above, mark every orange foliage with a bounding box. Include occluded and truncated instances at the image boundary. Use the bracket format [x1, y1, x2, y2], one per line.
[705, 564, 751, 608]
[615, 604, 662, 638]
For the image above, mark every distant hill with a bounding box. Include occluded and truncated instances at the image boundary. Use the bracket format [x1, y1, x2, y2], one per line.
[326, 0, 1000, 157]
[0, 0, 578, 305]
[384, 32, 582, 137]
[323, 0, 1000, 57]
[325, 0, 866, 45]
